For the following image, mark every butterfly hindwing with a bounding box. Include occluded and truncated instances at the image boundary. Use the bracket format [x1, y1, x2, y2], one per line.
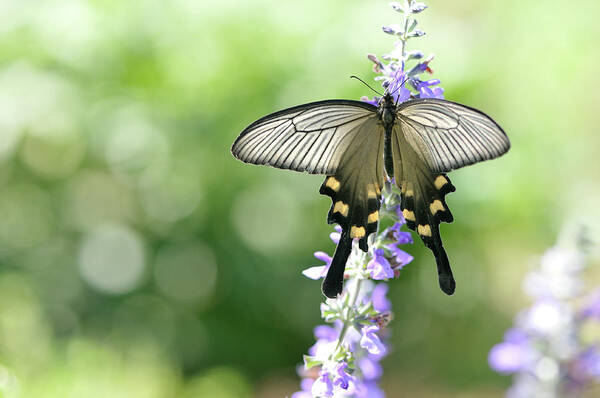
[391, 125, 457, 295]
[319, 116, 385, 297]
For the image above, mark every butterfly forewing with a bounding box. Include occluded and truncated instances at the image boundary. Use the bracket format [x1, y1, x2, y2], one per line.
[231, 100, 378, 175]
[397, 99, 510, 173]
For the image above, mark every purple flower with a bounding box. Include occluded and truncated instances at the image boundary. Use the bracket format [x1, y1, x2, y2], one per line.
[311, 370, 334, 397]
[386, 70, 411, 104]
[361, 96, 380, 106]
[367, 249, 394, 280]
[393, 205, 405, 223]
[388, 222, 413, 244]
[314, 325, 338, 341]
[333, 362, 353, 390]
[291, 378, 314, 398]
[386, 243, 413, 270]
[303, 251, 332, 280]
[418, 84, 444, 99]
[581, 289, 600, 320]
[488, 340, 535, 374]
[410, 2, 427, 13]
[358, 356, 383, 381]
[371, 284, 391, 313]
[360, 325, 387, 356]
[308, 324, 339, 358]
[290, 390, 311, 398]
[504, 328, 529, 344]
[360, 381, 385, 398]
[573, 347, 600, 381]
[330, 225, 342, 244]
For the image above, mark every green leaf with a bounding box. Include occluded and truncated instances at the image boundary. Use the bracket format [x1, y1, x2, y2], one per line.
[303, 355, 322, 369]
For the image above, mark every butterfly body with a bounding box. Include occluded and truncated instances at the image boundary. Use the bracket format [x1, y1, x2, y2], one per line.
[232, 93, 509, 298]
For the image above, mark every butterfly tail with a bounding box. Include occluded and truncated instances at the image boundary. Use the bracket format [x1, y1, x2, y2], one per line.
[432, 231, 455, 295]
[322, 230, 353, 298]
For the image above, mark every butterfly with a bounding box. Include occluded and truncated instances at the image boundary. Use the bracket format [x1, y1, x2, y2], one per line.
[231, 91, 510, 298]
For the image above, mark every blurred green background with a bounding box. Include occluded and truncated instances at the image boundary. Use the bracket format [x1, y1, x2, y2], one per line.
[0, 0, 599, 397]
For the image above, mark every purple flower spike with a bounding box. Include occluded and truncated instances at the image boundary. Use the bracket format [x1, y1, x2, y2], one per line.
[295, 1, 436, 395]
[372, 284, 391, 313]
[367, 249, 395, 280]
[311, 370, 334, 397]
[360, 325, 387, 356]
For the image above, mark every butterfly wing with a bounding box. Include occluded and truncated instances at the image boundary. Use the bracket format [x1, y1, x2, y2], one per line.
[319, 115, 385, 298]
[397, 98, 510, 173]
[232, 100, 378, 175]
[392, 99, 509, 295]
[232, 100, 385, 298]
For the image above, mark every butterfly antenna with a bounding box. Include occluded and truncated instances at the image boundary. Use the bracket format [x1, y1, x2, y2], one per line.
[350, 75, 383, 96]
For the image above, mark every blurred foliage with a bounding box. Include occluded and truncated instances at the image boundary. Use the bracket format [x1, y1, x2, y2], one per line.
[0, 0, 599, 397]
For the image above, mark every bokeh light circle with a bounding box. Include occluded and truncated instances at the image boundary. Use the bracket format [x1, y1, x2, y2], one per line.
[78, 224, 145, 295]
[231, 184, 300, 253]
[154, 241, 217, 304]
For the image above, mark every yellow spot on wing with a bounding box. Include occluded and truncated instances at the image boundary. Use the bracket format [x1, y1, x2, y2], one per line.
[429, 200, 445, 215]
[434, 175, 447, 190]
[368, 211, 379, 223]
[333, 201, 349, 216]
[367, 184, 379, 199]
[405, 189, 414, 197]
[326, 177, 340, 192]
[417, 224, 432, 237]
[402, 209, 415, 221]
[350, 226, 366, 238]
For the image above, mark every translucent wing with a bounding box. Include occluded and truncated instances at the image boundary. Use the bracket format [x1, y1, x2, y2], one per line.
[231, 100, 378, 175]
[397, 98, 510, 173]
[319, 117, 385, 298]
[232, 100, 386, 298]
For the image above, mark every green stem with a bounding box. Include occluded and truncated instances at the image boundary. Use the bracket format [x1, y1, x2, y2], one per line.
[333, 278, 363, 353]
[398, 1, 411, 61]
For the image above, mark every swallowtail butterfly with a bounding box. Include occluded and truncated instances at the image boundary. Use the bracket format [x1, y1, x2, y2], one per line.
[231, 92, 510, 298]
